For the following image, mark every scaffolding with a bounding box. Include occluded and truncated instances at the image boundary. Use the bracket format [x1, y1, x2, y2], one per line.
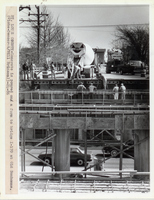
[19, 89, 150, 192]
[20, 179, 150, 193]
[20, 109, 149, 179]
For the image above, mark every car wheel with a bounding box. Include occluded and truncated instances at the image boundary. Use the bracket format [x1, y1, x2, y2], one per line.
[111, 150, 118, 156]
[43, 157, 51, 164]
[77, 159, 84, 166]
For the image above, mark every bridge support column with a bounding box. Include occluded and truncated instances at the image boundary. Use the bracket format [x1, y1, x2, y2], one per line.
[123, 130, 133, 142]
[134, 130, 149, 180]
[54, 129, 70, 174]
[78, 129, 83, 140]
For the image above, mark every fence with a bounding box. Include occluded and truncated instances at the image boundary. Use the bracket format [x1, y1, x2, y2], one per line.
[19, 90, 149, 106]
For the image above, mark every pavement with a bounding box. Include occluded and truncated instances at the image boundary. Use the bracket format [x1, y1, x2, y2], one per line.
[19, 146, 134, 174]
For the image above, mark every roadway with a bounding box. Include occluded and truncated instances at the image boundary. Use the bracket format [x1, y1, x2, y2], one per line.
[54, 71, 147, 80]
[99, 64, 148, 80]
[19, 147, 134, 174]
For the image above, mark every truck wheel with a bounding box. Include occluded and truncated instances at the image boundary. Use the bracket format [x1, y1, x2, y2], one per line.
[111, 150, 118, 156]
[77, 159, 84, 166]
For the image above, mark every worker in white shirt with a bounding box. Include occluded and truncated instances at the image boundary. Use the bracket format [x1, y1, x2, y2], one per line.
[89, 83, 97, 99]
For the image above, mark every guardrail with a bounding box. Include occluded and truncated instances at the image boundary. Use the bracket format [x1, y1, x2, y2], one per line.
[19, 90, 149, 106]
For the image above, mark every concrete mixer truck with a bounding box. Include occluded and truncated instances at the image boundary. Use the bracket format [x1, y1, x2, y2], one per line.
[69, 42, 96, 79]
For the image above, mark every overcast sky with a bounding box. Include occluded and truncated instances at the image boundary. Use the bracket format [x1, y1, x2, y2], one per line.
[19, 4, 149, 50]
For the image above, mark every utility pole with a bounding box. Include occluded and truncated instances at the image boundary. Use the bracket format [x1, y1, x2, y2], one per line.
[19, 5, 48, 66]
[43, 14, 47, 64]
[36, 6, 40, 64]
[28, 6, 48, 65]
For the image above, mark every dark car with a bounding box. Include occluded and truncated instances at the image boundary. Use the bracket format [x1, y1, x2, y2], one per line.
[117, 63, 135, 75]
[117, 60, 146, 75]
[102, 140, 134, 157]
[38, 146, 93, 166]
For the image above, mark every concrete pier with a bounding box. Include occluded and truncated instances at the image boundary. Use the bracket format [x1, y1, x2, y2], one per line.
[54, 129, 70, 173]
[134, 130, 149, 180]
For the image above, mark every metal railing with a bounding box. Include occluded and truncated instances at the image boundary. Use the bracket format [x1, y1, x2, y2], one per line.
[19, 90, 149, 106]
[19, 178, 150, 193]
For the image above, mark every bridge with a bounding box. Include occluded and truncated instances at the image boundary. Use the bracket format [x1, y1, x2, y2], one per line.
[19, 75, 150, 190]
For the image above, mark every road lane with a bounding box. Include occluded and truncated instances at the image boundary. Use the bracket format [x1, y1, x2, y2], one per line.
[19, 147, 134, 172]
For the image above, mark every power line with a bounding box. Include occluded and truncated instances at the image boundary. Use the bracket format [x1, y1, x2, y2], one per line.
[42, 5, 148, 8]
[19, 23, 149, 28]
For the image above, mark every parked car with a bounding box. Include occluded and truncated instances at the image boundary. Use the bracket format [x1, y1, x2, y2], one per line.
[117, 63, 135, 75]
[106, 59, 146, 75]
[38, 146, 93, 166]
[102, 140, 134, 157]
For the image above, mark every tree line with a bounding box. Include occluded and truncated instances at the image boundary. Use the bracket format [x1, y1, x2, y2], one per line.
[19, 6, 149, 69]
[114, 26, 149, 65]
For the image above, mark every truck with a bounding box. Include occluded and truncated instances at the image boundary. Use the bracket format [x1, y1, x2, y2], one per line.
[69, 43, 106, 78]
[106, 49, 123, 74]
[106, 59, 123, 74]
[69, 42, 95, 78]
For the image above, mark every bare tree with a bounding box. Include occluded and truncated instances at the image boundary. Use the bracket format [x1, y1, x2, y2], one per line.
[26, 5, 70, 66]
[114, 26, 149, 64]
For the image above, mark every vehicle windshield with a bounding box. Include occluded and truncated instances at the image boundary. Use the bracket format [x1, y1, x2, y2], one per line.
[41, 150, 52, 154]
[71, 149, 80, 153]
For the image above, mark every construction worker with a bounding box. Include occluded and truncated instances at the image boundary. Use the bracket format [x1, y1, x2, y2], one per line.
[120, 83, 126, 100]
[30, 61, 36, 79]
[113, 84, 119, 100]
[50, 62, 56, 79]
[89, 83, 97, 99]
[97, 73, 107, 90]
[77, 82, 86, 100]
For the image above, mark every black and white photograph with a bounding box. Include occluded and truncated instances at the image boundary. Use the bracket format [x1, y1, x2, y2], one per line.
[1, 1, 154, 199]
[18, 3, 150, 194]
